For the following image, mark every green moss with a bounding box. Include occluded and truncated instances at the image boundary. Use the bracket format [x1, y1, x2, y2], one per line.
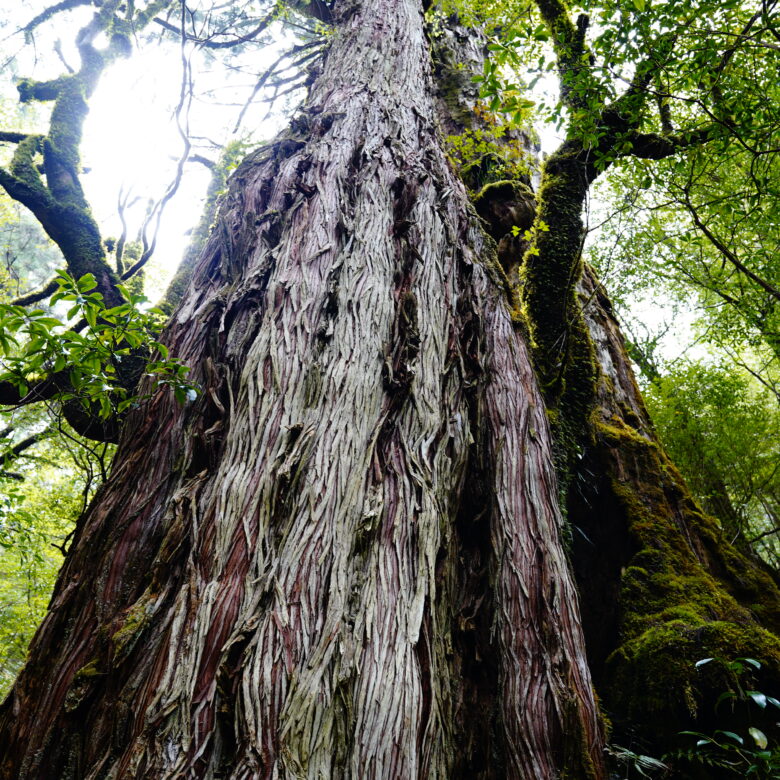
[473, 178, 534, 206]
[46, 78, 87, 182]
[63, 657, 103, 713]
[594, 416, 780, 743]
[9, 135, 47, 195]
[596, 418, 655, 449]
[111, 589, 158, 665]
[607, 618, 780, 736]
[516, 146, 600, 500]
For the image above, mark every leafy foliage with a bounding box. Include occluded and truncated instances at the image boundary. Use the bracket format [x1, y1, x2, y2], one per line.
[590, 145, 780, 388]
[673, 658, 780, 778]
[0, 430, 112, 696]
[0, 271, 197, 418]
[604, 743, 669, 779]
[445, 116, 535, 188]
[643, 360, 780, 565]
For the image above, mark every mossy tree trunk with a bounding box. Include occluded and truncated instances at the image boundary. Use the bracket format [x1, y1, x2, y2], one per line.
[568, 268, 780, 756]
[433, 0, 780, 765]
[0, 2, 604, 778]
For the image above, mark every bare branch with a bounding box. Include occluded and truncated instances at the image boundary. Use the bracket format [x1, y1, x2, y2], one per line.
[7, 430, 50, 460]
[233, 40, 322, 132]
[189, 154, 216, 170]
[124, 0, 193, 280]
[152, 6, 277, 49]
[749, 526, 780, 544]
[53, 39, 76, 73]
[114, 186, 143, 273]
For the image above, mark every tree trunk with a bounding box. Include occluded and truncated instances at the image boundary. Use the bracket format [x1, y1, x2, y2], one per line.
[571, 267, 780, 749]
[0, 2, 604, 778]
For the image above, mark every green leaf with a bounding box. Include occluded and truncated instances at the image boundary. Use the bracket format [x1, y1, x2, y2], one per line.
[25, 338, 45, 355]
[85, 306, 97, 329]
[749, 727, 768, 749]
[747, 691, 768, 709]
[77, 273, 97, 292]
[715, 730, 743, 745]
[716, 691, 737, 708]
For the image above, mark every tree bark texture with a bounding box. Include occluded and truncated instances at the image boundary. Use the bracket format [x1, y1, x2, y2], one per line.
[571, 267, 780, 746]
[0, 2, 604, 778]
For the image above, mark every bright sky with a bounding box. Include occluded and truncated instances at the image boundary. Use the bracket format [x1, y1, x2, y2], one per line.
[1, 3, 289, 301]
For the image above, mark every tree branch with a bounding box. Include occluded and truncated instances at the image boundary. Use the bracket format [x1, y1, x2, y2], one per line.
[10, 278, 60, 307]
[0, 137, 57, 223]
[0, 375, 64, 406]
[7, 430, 50, 460]
[189, 154, 216, 170]
[21, 0, 92, 36]
[284, 0, 333, 24]
[533, 0, 594, 109]
[600, 34, 676, 136]
[232, 40, 323, 132]
[152, 7, 277, 49]
[623, 126, 714, 160]
[124, 0, 193, 280]
[681, 194, 780, 303]
[0, 131, 29, 144]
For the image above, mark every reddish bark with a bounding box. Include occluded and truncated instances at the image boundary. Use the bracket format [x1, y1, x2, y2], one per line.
[0, 2, 603, 778]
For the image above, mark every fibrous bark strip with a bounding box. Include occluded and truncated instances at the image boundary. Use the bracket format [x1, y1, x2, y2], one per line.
[0, 2, 603, 778]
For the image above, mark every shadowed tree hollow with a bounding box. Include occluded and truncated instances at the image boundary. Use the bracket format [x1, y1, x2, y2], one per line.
[0, 0, 779, 778]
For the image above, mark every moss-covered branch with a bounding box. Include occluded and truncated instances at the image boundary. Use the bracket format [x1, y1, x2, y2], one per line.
[21, 0, 92, 36]
[533, 0, 598, 110]
[518, 14, 713, 479]
[0, 136, 53, 216]
[0, 0, 176, 436]
[0, 131, 29, 144]
[9, 278, 61, 307]
[131, 0, 175, 29]
[0, 2, 144, 310]
[622, 126, 714, 160]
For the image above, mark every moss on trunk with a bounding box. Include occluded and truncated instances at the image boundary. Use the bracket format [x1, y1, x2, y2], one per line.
[571, 269, 780, 763]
